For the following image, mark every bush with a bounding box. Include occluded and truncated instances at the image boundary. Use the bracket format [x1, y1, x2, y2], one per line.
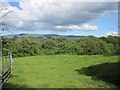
[2, 36, 119, 57]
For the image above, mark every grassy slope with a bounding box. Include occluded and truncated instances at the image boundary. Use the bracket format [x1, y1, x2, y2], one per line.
[3, 55, 119, 88]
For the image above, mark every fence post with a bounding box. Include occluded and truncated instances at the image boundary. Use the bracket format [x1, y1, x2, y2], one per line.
[0, 37, 2, 89]
[10, 51, 13, 74]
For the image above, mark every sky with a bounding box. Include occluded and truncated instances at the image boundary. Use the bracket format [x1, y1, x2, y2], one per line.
[0, 0, 119, 37]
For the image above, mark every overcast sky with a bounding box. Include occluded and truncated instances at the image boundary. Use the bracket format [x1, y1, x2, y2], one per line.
[0, 0, 119, 37]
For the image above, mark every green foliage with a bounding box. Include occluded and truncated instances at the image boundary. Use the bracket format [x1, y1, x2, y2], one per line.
[76, 36, 112, 55]
[3, 38, 41, 57]
[99, 35, 120, 55]
[2, 35, 119, 57]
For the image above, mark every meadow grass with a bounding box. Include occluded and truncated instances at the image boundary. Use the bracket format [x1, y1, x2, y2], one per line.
[3, 55, 119, 88]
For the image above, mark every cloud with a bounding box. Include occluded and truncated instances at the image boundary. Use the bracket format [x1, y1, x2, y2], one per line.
[0, 0, 118, 32]
[107, 31, 120, 36]
[0, 0, 119, 2]
[54, 23, 97, 31]
[53, 0, 119, 2]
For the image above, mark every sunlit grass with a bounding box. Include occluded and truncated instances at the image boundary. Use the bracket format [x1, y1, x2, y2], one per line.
[3, 55, 119, 88]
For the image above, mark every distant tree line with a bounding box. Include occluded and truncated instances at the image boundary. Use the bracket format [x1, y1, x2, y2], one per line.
[2, 35, 120, 57]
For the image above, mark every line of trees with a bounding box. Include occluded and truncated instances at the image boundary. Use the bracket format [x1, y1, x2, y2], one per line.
[2, 35, 120, 57]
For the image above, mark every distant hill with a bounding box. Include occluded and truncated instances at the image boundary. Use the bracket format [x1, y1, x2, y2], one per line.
[4, 33, 82, 40]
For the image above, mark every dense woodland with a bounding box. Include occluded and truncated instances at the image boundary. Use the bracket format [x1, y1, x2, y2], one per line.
[2, 35, 120, 57]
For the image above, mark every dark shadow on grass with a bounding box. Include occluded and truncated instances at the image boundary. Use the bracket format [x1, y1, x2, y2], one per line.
[2, 75, 29, 90]
[76, 62, 120, 88]
[2, 83, 28, 90]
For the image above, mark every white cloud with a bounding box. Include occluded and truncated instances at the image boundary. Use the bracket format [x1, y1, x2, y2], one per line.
[16, 21, 23, 27]
[0, 0, 118, 32]
[54, 23, 97, 31]
[0, 0, 119, 2]
[53, 0, 119, 2]
[81, 24, 97, 31]
[107, 31, 120, 36]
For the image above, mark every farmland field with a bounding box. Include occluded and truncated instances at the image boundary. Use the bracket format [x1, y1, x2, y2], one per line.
[3, 55, 119, 88]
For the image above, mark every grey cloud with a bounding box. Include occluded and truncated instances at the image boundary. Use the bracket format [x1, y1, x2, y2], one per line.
[37, 2, 117, 26]
[1, 1, 118, 32]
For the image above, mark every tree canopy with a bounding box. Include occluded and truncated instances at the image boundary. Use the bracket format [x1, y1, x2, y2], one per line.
[3, 35, 119, 57]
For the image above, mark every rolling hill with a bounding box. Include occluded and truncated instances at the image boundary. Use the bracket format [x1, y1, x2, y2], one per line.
[4, 33, 82, 40]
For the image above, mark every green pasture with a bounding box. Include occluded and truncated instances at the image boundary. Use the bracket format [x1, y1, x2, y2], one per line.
[3, 55, 119, 88]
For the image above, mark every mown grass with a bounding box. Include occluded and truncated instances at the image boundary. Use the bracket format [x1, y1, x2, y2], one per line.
[3, 55, 119, 88]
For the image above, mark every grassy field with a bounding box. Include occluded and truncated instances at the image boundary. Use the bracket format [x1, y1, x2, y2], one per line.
[3, 55, 119, 88]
